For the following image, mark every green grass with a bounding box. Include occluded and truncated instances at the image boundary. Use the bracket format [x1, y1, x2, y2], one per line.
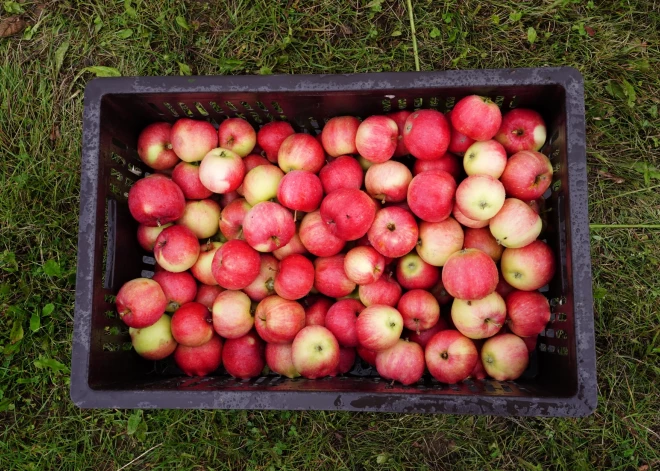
[1, 0, 659, 469]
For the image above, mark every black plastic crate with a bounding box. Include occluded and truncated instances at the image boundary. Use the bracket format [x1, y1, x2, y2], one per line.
[71, 68, 595, 415]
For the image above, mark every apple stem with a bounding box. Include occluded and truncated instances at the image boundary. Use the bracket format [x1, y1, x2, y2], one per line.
[156, 219, 161, 227]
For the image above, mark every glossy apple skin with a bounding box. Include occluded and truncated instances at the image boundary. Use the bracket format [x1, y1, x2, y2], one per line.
[116, 278, 167, 328]
[495, 108, 547, 154]
[217, 117, 256, 157]
[137, 122, 179, 170]
[445, 110, 476, 156]
[314, 255, 356, 298]
[171, 118, 218, 163]
[195, 284, 224, 310]
[129, 314, 177, 360]
[403, 109, 451, 161]
[356, 305, 404, 351]
[319, 156, 364, 194]
[320, 189, 376, 241]
[302, 295, 333, 326]
[257, 121, 295, 163]
[198, 148, 246, 194]
[412, 153, 462, 181]
[255, 296, 306, 344]
[137, 223, 172, 252]
[501, 240, 556, 291]
[325, 299, 366, 348]
[277, 170, 324, 213]
[463, 227, 504, 263]
[424, 330, 478, 384]
[291, 326, 340, 379]
[500, 150, 554, 201]
[344, 246, 386, 286]
[243, 254, 278, 302]
[219, 198, 252, 241]
[451, 292, 506, 340]
[321, 116, 360, 157]
[450, 95, 502, 142]
[442, 249, 499, 301]
[416, 218, 464, 267]
[506, 290, 551, 337]
[243, 201, 296, 252]
[376, 339, 425, 385]
[455, 175, 506, 221]
[211, 239, 261, 290]
[171, 161, 213, 200]
[462, 140, 508, 179]
[266, 343, 300, 378]
[152, 270, 198, 312]
[212, 289, 254, 339]
[355, 115, 399, 163]
[154, 225, 201, 273]
[242, 164, 284, 206]
[299, 210, 345, 257]
[274, 254, 315, 300]
[388, 110, 412, 158]
[357, 345, 378, 366]
[171, 301, 214, 347]
[176, 199, 221, 239]
[222, 331, 266, 379]
[367, 206, 419, 259]
[407, 170, 456, 222]
[365, 161, 413, 203]
[489, 198, 542, 249]
[278, 133, 325, 173]
[481, 333, 529, 381]
[397, 289, 440, 333]
[191, 242, 223, 286]
[395, 252, 440, 290]
[407, 319, 448, 348]
[358, 273, 402, 307]
[128, 174, 186, 227]
[452, 204, 490, 229]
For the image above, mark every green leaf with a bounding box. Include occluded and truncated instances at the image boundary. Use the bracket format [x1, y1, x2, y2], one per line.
[3, 1, 23, 14]
[509, 11, 522, 22]
[429, 27, 441, 38]
[491, 14, 500, 25]
[442, 12, 453, 24]
[124, 0, 137, 17]
[259, 66, 273, 75]
[127, 410, 142, 435]
[93, 16, 103, 34]
[178, 62, 191, 76]
[527, 27, 537, 44]
[42, 259, 61, 277]
[42, 303, 55, 316]
[116, 29, 133, 39]
[30, 312, 40, 332]
[10, 320, 24, 344]
[605, 81, 625, 101]
[176, 16, 190, 30]
[34, 358, 69, 372]
[54, 41, 70, 76]
[0, 251, 18, 273]
[650, 104, 658, 118]
[621, 79, 636, 107]
[83, 66, 121, 77]
[376, 453, 389, 464]
[390, 30, 402, 37]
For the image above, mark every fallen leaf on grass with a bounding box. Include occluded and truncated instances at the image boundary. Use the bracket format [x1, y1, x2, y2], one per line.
[597, 170, 625, 184]
[0, 16, 26, 37]
[340, 24, 353, 35]
[585, 26, 595, 36]
[638, 465, 649, 471]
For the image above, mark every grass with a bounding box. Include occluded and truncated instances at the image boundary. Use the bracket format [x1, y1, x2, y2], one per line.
[0, 0, 659, 469]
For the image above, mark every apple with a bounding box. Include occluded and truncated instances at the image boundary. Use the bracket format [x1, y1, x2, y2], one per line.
[355, 115, 399, 163]
[191, 241, 222, 285]
[397, 289, 440, 333]
[219, 190, 240, 207]
[367, 206, 419, 258]
[291, 326, 340, 379]
[463, 227, 504, 263]
[278, 133, 325, 173]
[243, 254, 278, 301]
[376, 339, 425, 385]
[152, 270, 197, 312]
[500, 150, 553, 200]
[425, 330, 478, 383]
[218, 117, 256, 157]
[243, 153, 271, 172]
[314, 255, 356, 298]
[137, 223, 172, 252]
[128, 174, 185, 226]
[176, 199, 221, 239]
[255, 296, 306, 343]
[481, 333, 529, 380]
[463, 140, 508, 178]
[489, 198, 542, 249]
[116, 278, 167, 328]
[303, 295, 333, 326]
[195, 284, 224, 310]
[137, 122, 179, 170]
[219, 198, 252, 241]
[257, 121, 295, 163]
[395, 252, 440, 290]
[154, 225, 200, 273]
[450, 95, 502, 141]
[452, 204, 490, 229]
[212, 290, 254, 338]
[407, 170, 456, 222]
[468, 340, 487, 380]
[455, 175, 506, 221]
[334, 347, 356, 375]
[319, 155, 364, 194]
[242, 164, 284, 206]
[358, 273, 402, 307]
[402, 109, 451, 160]
[344, 246, 385, 285]
[277, 170, 324, 213]
[407, 318, 448, 348]
[430, 281, 453, 306]
[495, 108, 547, 154]
[171, 161, 213, 200]
[199, 147, 245, 194]
[445, 110, 476, 156]
[243, 201, 296, 252]
[495, 275, 515, 299]
[274, 254, 315, 300]
[416, 218, 464, 267]
[356, 305, 403, 351]
[222, 331, 265, 379]
[442, 249, 499, 300]
[299, 210, 345, 257]
[266, 343, 300, 378]
[325, 299, 365, 347]
[320, 189, 376, 241]
[501, 240, 556, 291]
[171, 118, 218, 163]
[210, 239, 260, 290]
[388, 110, 412, 158]
[357, 155, 374, 171]
[451, 292, 506, 339]
[174, 334, 223, 377]
[357, 345, 378, 366]
[129, 314, 177, 360]
[526, 198, 544, 215]
[506, 290, 551, 337]
[273, 233, 308, 260]
[412, 153, 462, 181]
[365, 161, 412, 203]
[170, 301, 213, 347]
[321, 116, 360, 156]
[521, 334, 538, 355]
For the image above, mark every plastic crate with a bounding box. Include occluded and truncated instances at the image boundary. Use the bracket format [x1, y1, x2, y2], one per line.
[71, 68, 596, 415]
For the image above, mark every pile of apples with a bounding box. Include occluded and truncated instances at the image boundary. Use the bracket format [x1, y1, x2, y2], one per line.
[118, 95, 556, 386]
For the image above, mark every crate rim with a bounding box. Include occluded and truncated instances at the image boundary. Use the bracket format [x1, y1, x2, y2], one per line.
[72, 67, 596, 416]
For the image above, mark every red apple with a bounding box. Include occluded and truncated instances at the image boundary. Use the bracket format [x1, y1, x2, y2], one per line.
[501, 240, 555, 291]
[367, 206, 418, 258]
[430, 281, 453, 306]
[344, 246, 385, 285]
[314, 255, 356, 298]
[395, 252, 440, 290]
[128, 174, 185, 226]
[242, 164, 284, 206]
[222, 331, 265, 379]
[321, 116, 360, 156]
[416, 218, 464, 267]
[116, 278, 167, 328]
[218, 117, 256, 157]
[266, 343, 300, 378]
[450, 95, 502, 141]
[334, 347, 356, 375]
[152, 270, 197, 312]
[425, 330, 478, 383]
[291, 326, 340, 379]
[199, 148, 245, 194]
[355, 115, 399, 163]
[481, 333, 529, 380]
[257, 121, 295, 163]
[303, 295, 333, 326]
[463, 140, 508, 178]
[376, 339, 424, 385]
[171, 118, 218, 163]
[129, 314, 177, 360]
[170, 301, 213, 347]
[195, 284, 224, 310]
[243, 201, 296, 252]
[243, 153, 271, 172]
[277, 170, 324, 213]
[452, 204, 490, 229]
[397, 289, 440, 333]
[445, 110, 476, 156]
[412, 153, 462, 181]
[468, 339, 487, 380]
[318, 155, 364, 194]
[407, 170, 456, 222]
[402, 109, 451, 160]
[299, 210, 345, 257]
[356, 305, 403, 351]
[463, 227, 504, 263]
[500, 150, 553, 200]
[274, 254, 315, 300]
[495, 108, 547, 154]
[212, 290, 254, 339]
[191, 241, 222, 285]
[171, 161, 213, 200]
[255, 296, 305, 344]
[506, 290, 551, 337]
[278, 133, 325, 173]
[407, 318, 448, 348]
[365, 161, 412, 203]
[526, 198, 544, 215]
[137, 122, 179, 170]
[174, 334, 223, 377]
[521, 334, 538, 354]
[243, 254, 278, 301]
[442, 249, 498, 300]
[137, 223, 172, 252]
[357, 345, 378, 366]
[219, 198, 252, 241]
[455, 175, 505, 221]
[154, 225, 200, 273]
[358, 273, 402, 307]
[388, 110, 412, 158]
[273, 233, 308, 260]
[325, 299, 365, 347]
[212, 239, 260, 289]
[495, 275, 515, 299]
[451, 292, 506, 339]
[176, 199, 221, 239]
[320, 188, 376, 241]
[220, 191, 240, 207]
[489, 198, 542, 249]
